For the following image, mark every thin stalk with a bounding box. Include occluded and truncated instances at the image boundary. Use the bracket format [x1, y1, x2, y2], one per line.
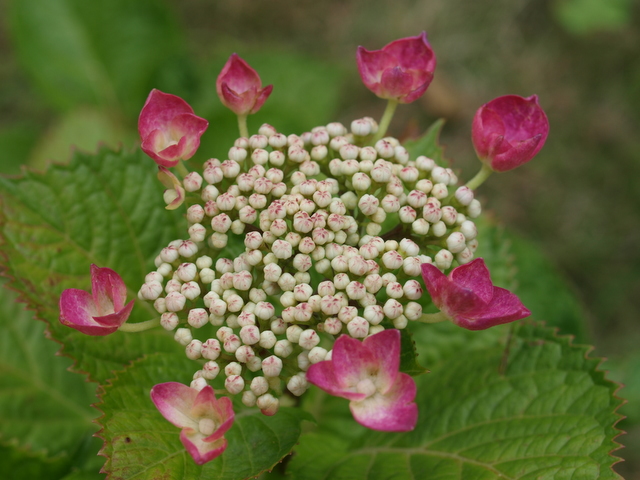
[237, 114, 249, 139]
[416, 311, 449, 324]
[465, 163, 493, 191]
[175, 161, 190, 178]
[118, 317, 161, 333]
[372, 99, 398, 143]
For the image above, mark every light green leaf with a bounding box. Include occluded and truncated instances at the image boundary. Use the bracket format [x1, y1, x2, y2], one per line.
[289, 322, 623, 479]
[402, 119, 447, 166]
[98, 353, 312, 480]
[0, 282, 99, 479]
[0, 146, 183, 384]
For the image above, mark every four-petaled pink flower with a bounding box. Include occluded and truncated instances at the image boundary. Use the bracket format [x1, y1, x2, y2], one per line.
[216, 54, 273, 116]
[471, 94, 549, 172]
[306, 329, 417, 432]
[421, 258, 531, 330]
[59, 265, 134, 336]
[356, 32, 436, 104]
[138, 89, 209, 168]
[150, 382, 234, 465]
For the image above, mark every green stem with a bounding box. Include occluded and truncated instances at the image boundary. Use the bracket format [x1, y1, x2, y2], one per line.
[372, 99, 398, 143]
[118, 317, 161, 333]
[465, 163, 493, 191]
[175, 161, 190, 178]
[416, 311, 450, 324]
[237, 114, 249, 139]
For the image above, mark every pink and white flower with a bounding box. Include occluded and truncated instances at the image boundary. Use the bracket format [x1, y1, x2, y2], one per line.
[59, 264, 134, 336]
[217, 54, 273, 116]
[356, 32, 436, 104]
[471, 94, 549, 172]
[150, 382, 234, 465]
[157, 166, 186, 210]
[138, 89, 209, 168]
[421, 258, 531, 330]
[306, 329, 417, 432]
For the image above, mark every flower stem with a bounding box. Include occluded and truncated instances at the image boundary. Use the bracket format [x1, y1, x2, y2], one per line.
[465, 163, 493, 191]
[175, 161, 190, 178]
[237, 114, 249, 139]
[118, 317, 161, 333]
[372, 99, 398, 143]
[416, 311, 450, 324]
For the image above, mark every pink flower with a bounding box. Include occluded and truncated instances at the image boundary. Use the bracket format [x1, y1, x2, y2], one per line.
[306, 329, 417, 432]
[216, 54, 273, 116]
[138, 89, 209, 168]
[59, 265, 134, 336]
[157, 166, 185, 210]
[356, 32, 436, 104]
[421, 258, 531, 330]
[150, 382, 234, 465]
[471, 94, 549, 172]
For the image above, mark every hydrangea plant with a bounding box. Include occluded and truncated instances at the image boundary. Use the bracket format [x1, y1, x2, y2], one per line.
[0, 33, 623, 479]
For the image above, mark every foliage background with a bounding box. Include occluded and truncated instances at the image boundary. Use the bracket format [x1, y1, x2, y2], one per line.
[0, 0, 637, 477]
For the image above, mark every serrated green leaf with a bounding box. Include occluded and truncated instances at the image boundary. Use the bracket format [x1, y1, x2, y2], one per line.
[289, 322, 622, 480]
[399, 328, 428, 376]
[403, 119, 447, 166]
[98, 353, 312, 480]
[0, 282, 99, 479]
[0, 146, 183, 384]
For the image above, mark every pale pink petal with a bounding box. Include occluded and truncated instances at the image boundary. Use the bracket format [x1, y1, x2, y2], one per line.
[180, 429, 227, 465]
[449, 258, 493, 303]
[150, 382, 199, 430]
[306, 358, 366, 401]
[362, 329, 400, 392]
[191, 388, 235, 442]
[350, 373, 417, 432]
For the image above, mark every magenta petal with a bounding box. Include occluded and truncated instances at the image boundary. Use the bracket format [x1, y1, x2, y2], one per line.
[449, 259, 493, 303]
[91, 264, 127, 314]
[93, 299, 134, 329]
[168, 113, 209, 160]
[420, 263, 449, 308]
[331, 335, 378, 388]
[491, 134, 543, 172]
[306, 358, 366, 401]
[362, 329, 400, 392]
[250, 84, 273, 114]
[380, 67, 415, 100]
[150, 382, 199, 430]
[384, 32, 434, 70]
[350, 373, 417, 432]
[458, 287, 531, 329]
[180, 429, 227, 465]
[59, 289, 101, 331]
[217, 54, 270, 115]
[139, 90, 195, 138]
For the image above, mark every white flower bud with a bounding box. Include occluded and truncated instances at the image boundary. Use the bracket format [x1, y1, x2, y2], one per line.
[181, 281, 201, 300]
[246, 356, 262, 372]
[200, 339, 220, 360]
[298, 329, 320, 349]
[186, 339, 203, 360]
[402, 257, 422, 277]
[174, 327, 192, 346]
[190, 377, 208, 391]
[154, 297, 167, 314]
[322, 317, 341, 335]
[274, 339, 294, 358]
[456, 247, 474, 265]
[242, 390, 257, 407]
[223, 334, 242, 353]
[251, 377, 270, 397]
[467, 199, 482, 218]
[399, 166, 419, 182]
[441, 206, 458, 226]
[186, 308, 208, 329]
[455, 186, 474, 206]
[201, 361, 220, 380]
[435, 249, 454, 270]
[460, 220, 478, 240]
[382, 251, 403, 270]
[277, 273, 296, 292]
[157, 263, 173, 278]
[308, 346, 328, 364]
[286, 325, 303, 343]
[399, 206, 417, 224]
[238, 324, 259, 344]
[186, 205, 205, 224]
[446, 232, 467, 253]
[383, 299, 403, 319]
[272, 239, 293, 259]
[431, 183, 448, 199]
[160, 312, 179, 330]
[176, 263, 197, 282]
[139, 281, 163, 301]
[430, 166, 450, 184]
[399, 238, 420, 256]
[262, 356, 283, 377]
[404, 301, 423, 321]
[270, 318, 286, 335]
[347, 316, 369, 338]
[226, 294, 244, 313]
[225, 375, 245, 395]
[393, 315, 408, 329]
[257, 393, 279, 416]
[236, 345, 255, 363]
[287, 373, 308, 397]
[182, 172, 203, 192]
[160, 246, 179, 263]
[358, 194, 379, 216]
[431, 221, 447, 237]
[363, 305, 384, 325]
[346, 281, 366, 300]
[165, 292, 186, 312]
[386, 281, 404, 299]
[403, 280, 423, 300]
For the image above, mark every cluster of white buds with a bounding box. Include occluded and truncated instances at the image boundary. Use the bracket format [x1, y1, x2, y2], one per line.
[139, 119, 483, 415]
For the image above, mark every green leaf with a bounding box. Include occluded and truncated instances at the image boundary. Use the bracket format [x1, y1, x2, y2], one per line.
[0, 282, 99, 479]
[289, 322, 623, 479]
[552, 0, 632, 35]
[399, 328, 428, 376]
[0, 146, 183, 384]
[402, 119, 447, 166]
[98, 353, 312, 480]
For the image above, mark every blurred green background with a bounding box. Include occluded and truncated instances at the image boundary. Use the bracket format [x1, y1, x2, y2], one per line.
[0, 0, 638, 476]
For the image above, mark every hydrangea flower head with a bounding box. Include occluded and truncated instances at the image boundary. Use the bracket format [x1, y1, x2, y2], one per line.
[306, 329, 417, 432]
[356, 32, 436, 104]
[59, 264, 134, 335]
[421, 258, 531, 330]
[150, 382, 234, 465]
[138, 89, 209, 168]
[471, 94, 549, 172]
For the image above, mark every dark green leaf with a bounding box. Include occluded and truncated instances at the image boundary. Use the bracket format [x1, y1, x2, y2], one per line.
[403, 119, 447, 166]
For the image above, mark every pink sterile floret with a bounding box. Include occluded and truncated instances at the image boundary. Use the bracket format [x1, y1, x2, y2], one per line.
[216, 53, 273, 116]
[138, 89, 209, 168]
[356, 32, 436, 104]
[421, 258, 531, 330]
[151, 382, 235, 465]
[59, 264, 134, 336]
[157, 166, 186, 210]
[471, 94, 549, 172]
[306, 329, 417, 432]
